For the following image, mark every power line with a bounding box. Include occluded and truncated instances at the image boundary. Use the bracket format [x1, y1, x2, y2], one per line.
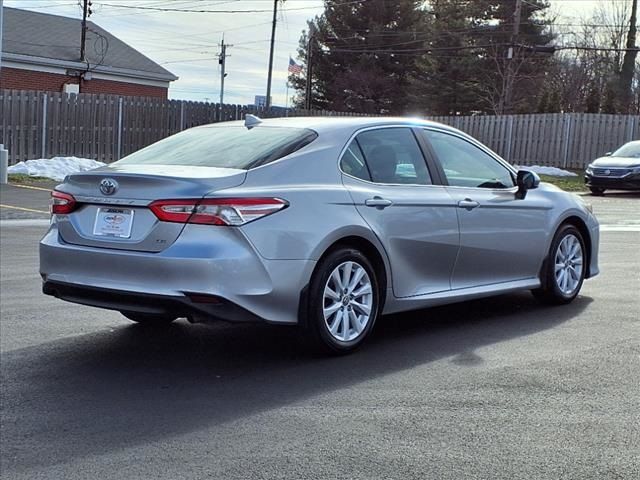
[94, 0, 361, 14]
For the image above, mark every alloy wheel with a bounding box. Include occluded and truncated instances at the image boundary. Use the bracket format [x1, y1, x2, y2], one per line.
[322, 261, 374, 342]
[554, 234, 584, 296]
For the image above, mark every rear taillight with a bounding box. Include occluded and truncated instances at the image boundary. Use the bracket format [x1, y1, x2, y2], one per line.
[50, 191, 77, 215]
[149, 198, 288, 226]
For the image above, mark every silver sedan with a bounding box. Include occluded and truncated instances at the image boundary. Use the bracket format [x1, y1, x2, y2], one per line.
[40, 116, 600, 353]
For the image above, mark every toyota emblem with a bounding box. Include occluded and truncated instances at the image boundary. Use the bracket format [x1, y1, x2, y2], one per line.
[99, 178, 119, 196]
[604, 169, 611, 175]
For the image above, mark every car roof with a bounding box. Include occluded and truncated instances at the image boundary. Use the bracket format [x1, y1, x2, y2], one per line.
[198, 116, 461, 135]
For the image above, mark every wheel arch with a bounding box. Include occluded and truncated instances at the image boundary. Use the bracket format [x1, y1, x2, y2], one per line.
[298, 234, 391, 327]
[318, 235, 389, 298]
[557, 215, 594, 278]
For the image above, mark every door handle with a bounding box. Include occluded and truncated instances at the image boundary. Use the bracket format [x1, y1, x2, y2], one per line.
[457, 198, 480, 210]
[365, 197, 393, 209]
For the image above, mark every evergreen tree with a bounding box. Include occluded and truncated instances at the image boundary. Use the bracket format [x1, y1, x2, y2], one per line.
[289, 0, 426, 114]
[472, 0, 555, 114]
[408, 0, 488, 115]
[291, 0, 553, 115]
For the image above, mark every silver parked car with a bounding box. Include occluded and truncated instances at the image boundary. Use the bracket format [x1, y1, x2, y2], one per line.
[41, 116, 600, 353]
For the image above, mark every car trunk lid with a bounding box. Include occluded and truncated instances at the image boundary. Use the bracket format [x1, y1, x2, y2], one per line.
[55, 165, 246, 252]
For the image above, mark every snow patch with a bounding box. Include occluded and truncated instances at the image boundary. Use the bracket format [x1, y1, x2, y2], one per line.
[515, 165, 577, 177]
[8, 157, 106, 181]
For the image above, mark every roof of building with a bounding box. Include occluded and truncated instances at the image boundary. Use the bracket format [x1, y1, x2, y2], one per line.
[2, 7, 177, 82]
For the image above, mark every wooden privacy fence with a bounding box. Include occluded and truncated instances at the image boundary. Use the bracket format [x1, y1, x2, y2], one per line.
[1, 89, 638, 168]
[426, 113, 639, 169]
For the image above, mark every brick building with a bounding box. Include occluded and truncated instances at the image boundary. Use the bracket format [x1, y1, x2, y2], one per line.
[0, 7, 177, 98]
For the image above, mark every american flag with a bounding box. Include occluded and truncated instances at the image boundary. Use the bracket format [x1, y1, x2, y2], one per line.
[288, 57, 303, 75]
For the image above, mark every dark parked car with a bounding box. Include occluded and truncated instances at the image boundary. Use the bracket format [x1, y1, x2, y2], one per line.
[585, 141, 640, 195]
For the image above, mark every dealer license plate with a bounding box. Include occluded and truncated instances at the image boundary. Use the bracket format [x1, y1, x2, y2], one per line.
[93, 207, 134, 238]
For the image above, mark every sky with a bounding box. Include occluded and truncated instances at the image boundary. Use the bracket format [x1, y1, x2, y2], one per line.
[2, 0, 628, 106]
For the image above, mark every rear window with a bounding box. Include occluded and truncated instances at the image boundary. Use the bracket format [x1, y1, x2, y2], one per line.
[114, 126, 318, 170]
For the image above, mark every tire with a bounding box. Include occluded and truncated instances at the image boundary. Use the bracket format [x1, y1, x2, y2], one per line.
[532, 224, 586, 305]
[589, 187, 605, 196]
[303, 247, 380, 354]
[120, 311, 177, 326]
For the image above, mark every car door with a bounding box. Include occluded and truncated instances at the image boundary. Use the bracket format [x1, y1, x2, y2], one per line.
[340, 126, 459, 298]
[421, 128, 552, 290]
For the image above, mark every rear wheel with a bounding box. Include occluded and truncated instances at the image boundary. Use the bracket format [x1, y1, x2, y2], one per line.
[120, 311, 177, 326]
[532, 224, 586, 305]
[589, 187, 605, 196]
[304, 248, 380, 354]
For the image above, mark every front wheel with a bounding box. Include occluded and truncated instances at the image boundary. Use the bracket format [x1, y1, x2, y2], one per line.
[589, 187, 605, 196]
[120, 311, 177, 326]
[303, 248, 380, 354]
[532, 224, 586, 305]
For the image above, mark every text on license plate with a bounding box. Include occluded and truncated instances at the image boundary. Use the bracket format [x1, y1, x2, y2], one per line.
[93, 207, 134, 238]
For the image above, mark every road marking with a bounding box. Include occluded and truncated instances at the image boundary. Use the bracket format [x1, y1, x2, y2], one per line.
[0, 204, 49, 214]
[600, 225, 640, 232]
[8, 183, 52, 192]
[0, 219, 50, 227]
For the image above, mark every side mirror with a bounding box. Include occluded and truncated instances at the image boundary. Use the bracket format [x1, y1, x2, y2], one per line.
[515, 169, 540, 200]
[604, 152, 612, 156]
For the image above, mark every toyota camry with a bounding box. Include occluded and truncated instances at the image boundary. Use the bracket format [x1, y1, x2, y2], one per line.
[40, 116, 600, 353]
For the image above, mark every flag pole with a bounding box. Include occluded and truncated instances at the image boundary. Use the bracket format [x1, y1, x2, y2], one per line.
[285, 80, 290, 116]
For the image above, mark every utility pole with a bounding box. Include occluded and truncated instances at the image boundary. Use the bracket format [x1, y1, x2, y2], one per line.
[80, 0, 91, 62]
[501, 0, 522, 114]
[0, 0, 4, 74]
[265, 0, 279, 109]
[304, 24, 315, 111]
[218, 37, 231, 105]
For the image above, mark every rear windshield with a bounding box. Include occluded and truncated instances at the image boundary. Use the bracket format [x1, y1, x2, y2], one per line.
[114, 126, 318, 170]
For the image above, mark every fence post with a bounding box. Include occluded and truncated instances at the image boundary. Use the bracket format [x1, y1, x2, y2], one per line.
[0, 145, 8, 184]
[117, 97, 123, 160]
[562, 114, 572, 169]
[41, 93, 48, 159]
[628, 117, 636, 141]
[505, 115, 514, 162]
[180, 101, 185, 130]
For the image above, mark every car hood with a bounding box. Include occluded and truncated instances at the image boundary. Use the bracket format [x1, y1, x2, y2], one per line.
[591, 156, 640, 168]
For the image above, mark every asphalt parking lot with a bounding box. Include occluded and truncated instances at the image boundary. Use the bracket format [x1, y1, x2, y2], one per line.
[0, 186, 638, 480]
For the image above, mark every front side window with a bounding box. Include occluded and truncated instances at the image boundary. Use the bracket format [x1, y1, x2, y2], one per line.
[353, 128, 432, 185]
[424, 130, 514, 189]
[114, 126, 318, 170]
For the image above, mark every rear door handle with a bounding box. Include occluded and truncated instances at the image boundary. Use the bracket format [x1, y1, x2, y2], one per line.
[457, 198, 480, 210]
[365, 197, 393, 209]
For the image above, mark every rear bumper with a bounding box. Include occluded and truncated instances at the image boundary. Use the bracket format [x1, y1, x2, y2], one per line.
[43, 280, 263, 322]
[585, 173, 640, 190]
[40, 223, 316, 324]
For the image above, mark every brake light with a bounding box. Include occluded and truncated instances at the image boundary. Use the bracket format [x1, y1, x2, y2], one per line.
[149, 198, 288, 226]
[50, 191, 77, 215]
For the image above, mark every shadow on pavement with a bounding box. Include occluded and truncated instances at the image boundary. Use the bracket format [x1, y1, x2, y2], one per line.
[1, 292, 592, 472]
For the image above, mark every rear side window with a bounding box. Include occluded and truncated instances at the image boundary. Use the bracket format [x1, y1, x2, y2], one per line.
[347, 128, 432, 185]
[114, 126, 317, 170]
[340, 141, 371, 181]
